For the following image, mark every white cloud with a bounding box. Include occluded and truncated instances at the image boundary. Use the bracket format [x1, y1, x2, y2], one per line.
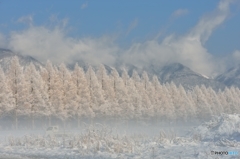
[122, 35, 216, 76]
[4, 0, 236, 76]
[17, 15, 33, 26]
[121, 0, 234, 76]
[232, 50, 240, 65]
[0, 33, 6, 48]
[126, 19, 138, 35]
[233, 50, 240, 59]
[172, 9, 189, 18]
[189, 0, 234, 44]
[49, 14, 69, 28]
[81, 2, 88, 9]
[8, 26, 118, 65]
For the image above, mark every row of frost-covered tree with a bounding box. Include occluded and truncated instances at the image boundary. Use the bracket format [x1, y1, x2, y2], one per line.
[0, 57, 239, 129]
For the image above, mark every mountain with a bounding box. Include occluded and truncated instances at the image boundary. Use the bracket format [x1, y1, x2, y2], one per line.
[67, 60, 114, 74]
[216, 65, 240, 88]
[0, 48, 43, 70]
[70, 60, 227, 90]
[0, 48, 230, 90]
[143, 63, 226, 90]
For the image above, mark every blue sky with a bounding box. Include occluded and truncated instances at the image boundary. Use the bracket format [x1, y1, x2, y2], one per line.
[0, 0, 240, 75]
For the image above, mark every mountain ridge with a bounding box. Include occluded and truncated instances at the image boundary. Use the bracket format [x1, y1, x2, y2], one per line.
[0, 48, 237, 90]
[0, 48, 43, 70]
[216, 64, 240, 88]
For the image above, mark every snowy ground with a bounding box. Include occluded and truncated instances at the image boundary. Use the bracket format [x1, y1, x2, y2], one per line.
[1, 114, 240, 159]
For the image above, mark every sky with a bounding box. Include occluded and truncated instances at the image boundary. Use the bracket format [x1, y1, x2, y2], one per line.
[0, 0, 240, 76]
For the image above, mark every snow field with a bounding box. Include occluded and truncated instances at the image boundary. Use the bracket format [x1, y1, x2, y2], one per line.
[1, 114, 240, 158]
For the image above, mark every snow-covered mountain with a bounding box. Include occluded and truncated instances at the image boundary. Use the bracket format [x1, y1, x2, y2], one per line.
[216, 65, 240, 88]
[0, 48, 43, 70]
[49, 60, 230, 90]
[0, 48, 233, 90]
[131, 63, 225, 90]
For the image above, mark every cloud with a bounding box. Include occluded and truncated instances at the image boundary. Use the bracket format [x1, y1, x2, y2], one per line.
[8, 26, 118, 65]
[17, 15, 33, 26]
[121, 0, 234, 76]
[0, 33, 6, 48]
[190, 0, 234, 44]
[122, 35, 217, 76]
[126, 19, 138, 35]
[49, 14, 69, 27]
[3, 0, 237, 77]
[232, 50, 240, 65]
[233, 50, 240, 59]
[81, 2, 88, 9]
[172, 9, 189, 18]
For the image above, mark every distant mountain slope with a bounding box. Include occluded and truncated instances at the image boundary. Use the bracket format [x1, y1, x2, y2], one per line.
[216, 65, 240, 88]
[0, 48, 43, 70]
[0, 48, 230, 90]
[142, 63, 226, 90]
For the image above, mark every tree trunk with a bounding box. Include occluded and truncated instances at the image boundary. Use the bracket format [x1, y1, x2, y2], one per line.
[77, 116, 80, 129]
[15, 110, 18, 130]
[90, 118, 93, 125]
[31, 114, 35, 130]
[48, 115, 52, 127]
[63, 119, 66, 130]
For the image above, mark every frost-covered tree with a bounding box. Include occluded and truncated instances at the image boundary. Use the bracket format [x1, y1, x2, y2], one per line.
[121, 69, 135, 119]
[178, 85, 195, 120]
[109, 68, 122, 117]
[141, 71, 153, 118]
[86, 66, 104, 118]
[161, 84, 176, 121]
[40, 61, 58, 126]
[121, 68, 129, 87]
[7, 57, 27, 129]
[151, 75, 162, 119]
[229, 87, 240, 114]
[57, 63, 76, 128]
[205, 87, 222, 115]
[96, 64, 113, 117]
[25, 63, 46, 129]
[167, 82, 184, 119]
[224, 87, 238, 114]
[130, 70, 143, 118]
[233, 87, 240, 113]
[96, 64, 112, 95]
[186, 90, 197, 119]
[192, 86, 212, 120]
[200, 85, 217, 115]
[127, 78, 142, 119]
[217, 90, 229, 114]
[2, 59, 240, 123]
[118, 78, 134, 120]
[0, 68, 14, 118]
[131, 70, 141, 89]
[72, 64, 92, 127]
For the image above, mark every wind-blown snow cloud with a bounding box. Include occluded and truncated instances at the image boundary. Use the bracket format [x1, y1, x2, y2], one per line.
[126, 19, 138, 35]
[17, 15, 34, 26]
[8, 26, 118, 65]
[81, 2, 88, 10]
[122, 0, 235, 76]
[49, 15, 69, 28]
[172, 9, 189, 18]
[232, 50, 240, 65]
[189, 0, 234, 44]
[0, 33, 6, 48]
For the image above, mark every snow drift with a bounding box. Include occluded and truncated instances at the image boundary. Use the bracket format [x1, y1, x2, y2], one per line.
[192, 114, 240, 142]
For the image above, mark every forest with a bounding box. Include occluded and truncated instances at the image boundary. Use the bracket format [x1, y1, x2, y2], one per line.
[0, 57, 239, 129]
